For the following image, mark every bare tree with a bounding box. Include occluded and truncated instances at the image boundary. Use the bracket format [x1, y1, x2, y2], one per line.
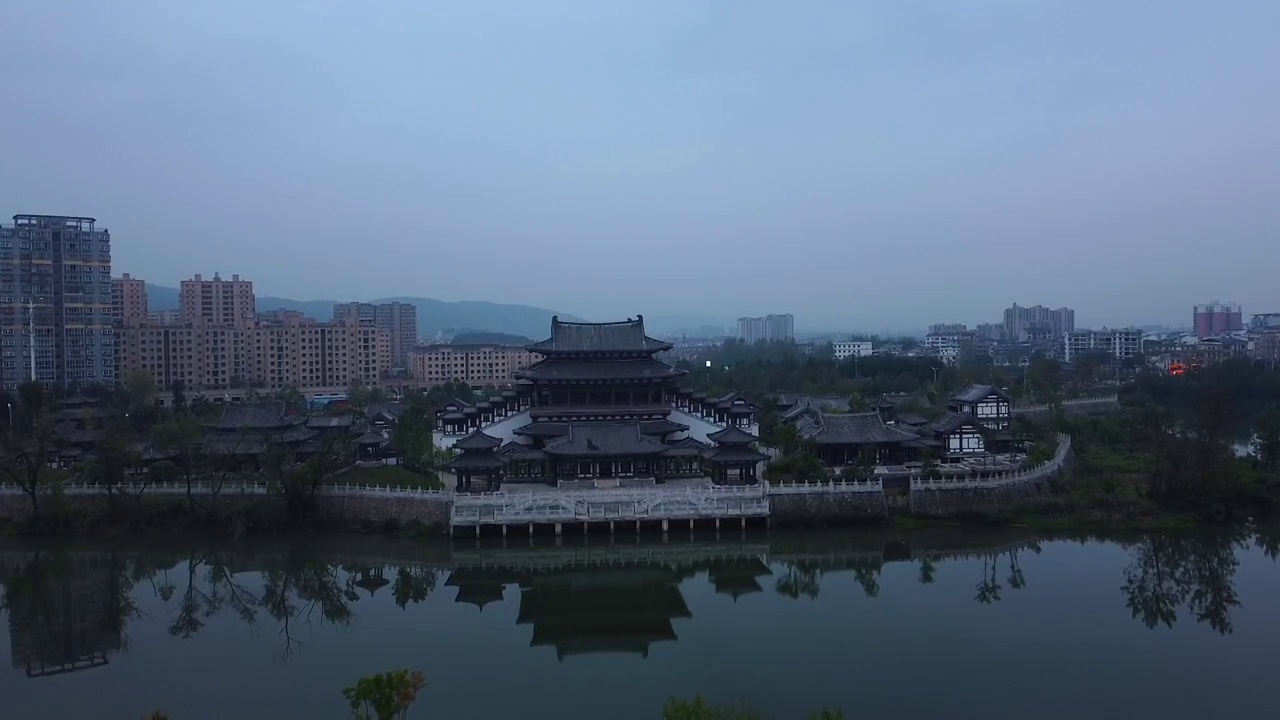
[0, 382, 60, 517]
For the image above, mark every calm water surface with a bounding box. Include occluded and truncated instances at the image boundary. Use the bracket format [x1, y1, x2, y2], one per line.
[2, 527, 1278, 720]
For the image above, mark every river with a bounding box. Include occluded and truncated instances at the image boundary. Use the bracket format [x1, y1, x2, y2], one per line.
[2, 527, 1278, 719]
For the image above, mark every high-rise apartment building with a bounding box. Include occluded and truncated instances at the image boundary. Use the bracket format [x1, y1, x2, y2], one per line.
[411, 344, 540, 386]
[1003, 304, 1074, 341]
[0, 214, 115, 389]
[1193, 302, 1243, 338]
[333, 301, 418, 368]
[111, 273, 148, 326]
[736, 314, 795, 343]
[180, 273, 255, 328]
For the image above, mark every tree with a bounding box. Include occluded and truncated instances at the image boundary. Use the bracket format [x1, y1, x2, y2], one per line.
[393, 400, 436, 482]
[152, 413, 206, 508]
[342, 669, 426, 720]
[267, 432, 354, 519]
[1026, 355, 1063, 400]
[1253, 405, 1280, 473]
[79, 417, 141, 515]
[170, 379, 187, 411]
[0, 381, 60, 516]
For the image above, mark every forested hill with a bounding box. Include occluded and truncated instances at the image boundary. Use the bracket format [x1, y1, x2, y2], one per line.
[144, 285, 582, 338]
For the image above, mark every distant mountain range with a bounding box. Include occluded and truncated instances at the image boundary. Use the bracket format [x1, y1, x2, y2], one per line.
[144, 284, 583, 339]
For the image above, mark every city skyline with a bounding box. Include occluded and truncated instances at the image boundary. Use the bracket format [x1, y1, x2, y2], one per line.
[2, 2, 1276, 331]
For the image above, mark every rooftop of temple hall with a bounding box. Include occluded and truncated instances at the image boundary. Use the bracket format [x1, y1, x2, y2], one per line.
[527, 316, 672, 354]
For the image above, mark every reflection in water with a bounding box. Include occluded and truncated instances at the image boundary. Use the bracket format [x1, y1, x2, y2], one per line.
[0, 527, 1275, 678]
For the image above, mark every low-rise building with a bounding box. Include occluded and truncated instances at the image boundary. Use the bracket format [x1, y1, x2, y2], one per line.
[832, 341, 873, 360]
[1061, 328, 1143, 363]
[924, 331, 973, 366]
[411, 344, 540, 387]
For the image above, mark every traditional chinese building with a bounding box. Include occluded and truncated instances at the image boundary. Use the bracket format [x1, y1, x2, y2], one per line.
[439, 316, 766, 488]
[516, 316, 686, 421]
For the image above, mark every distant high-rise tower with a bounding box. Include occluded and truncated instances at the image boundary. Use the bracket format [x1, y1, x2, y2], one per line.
[1002, 304, 1074, 341]
[111, 273, 148, 327]
[1194, 302, 1243, 338]
[333, 301, 418, 368]
[180, 273, 256, 328]
[736, 314, 794, 343]
[0, 214, 115, 389]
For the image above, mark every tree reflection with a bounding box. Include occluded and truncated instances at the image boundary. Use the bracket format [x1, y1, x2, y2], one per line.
[392, 566, 439, 610]
[162, 552, 261, 640]
[774, 562, 821, 600]
[1122, 530, 1245, 635]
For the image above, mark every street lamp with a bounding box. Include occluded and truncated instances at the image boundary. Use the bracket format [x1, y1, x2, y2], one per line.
[5, 402, 11, 427]
[931, 367, 939, 385]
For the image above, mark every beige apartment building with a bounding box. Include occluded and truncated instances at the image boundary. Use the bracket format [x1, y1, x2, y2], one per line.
[119, 316, 390, 392]
[120, 273, 391, 391]
[333, 301, 418, 369]
[180, 273, 256, 328]
[411, 344, 540, 387]
[111, 273, 148, 326]
[252, 315, 390, 389]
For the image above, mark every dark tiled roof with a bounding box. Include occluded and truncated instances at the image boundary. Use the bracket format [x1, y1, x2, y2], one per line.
[529, 405, 671, 421]
[517, 358, 685, 382]
[55, 406, 110, 421]
[498, 441, 546, 461]
[202, 437, 269, 455]
[453, 429, 503, 451]
[203, 404, 297, 430]
[447, 452, 508, 469]
[544, 422, 669, 456]
[307, 414, 355, 429]
[353, 431, 388, 446]
[54, 422, 103, 444]
[528, 316, 672, 354]
[704, 445, 769, 464]
[367, 403, 406, 421]
[514, 422, 571, 438]
[638, 419, 689, 436]
[661, 437, 709, 457]
[897, 413, 929, 427]
[707, 426, 759, 445]
[924, 412, 985, 435]
[951, 384, 1013, 403]
[795, 411, 920, 445]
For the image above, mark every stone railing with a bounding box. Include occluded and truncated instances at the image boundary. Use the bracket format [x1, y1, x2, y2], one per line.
[910, 433, 1071, 490]
[765, 478, 884, 495]
[0, 479, 451, 500]
[1013, 395, 1118, 414]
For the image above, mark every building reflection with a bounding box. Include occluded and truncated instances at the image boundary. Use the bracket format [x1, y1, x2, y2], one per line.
[446, 563, 694, 659]
[1, 553, 125, 677]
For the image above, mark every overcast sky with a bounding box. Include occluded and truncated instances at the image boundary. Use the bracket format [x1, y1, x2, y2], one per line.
[3, 1, 1277, 333]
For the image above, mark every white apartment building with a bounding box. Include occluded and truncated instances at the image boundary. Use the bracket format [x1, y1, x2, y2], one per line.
[832, 341, 873, 360]
[1061, 328, 1144, 363]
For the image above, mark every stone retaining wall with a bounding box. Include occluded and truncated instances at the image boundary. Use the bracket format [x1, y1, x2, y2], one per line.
[908, 446, 1075, 517]
[0, 492, 453, 534]
[769, 492, 888, 527]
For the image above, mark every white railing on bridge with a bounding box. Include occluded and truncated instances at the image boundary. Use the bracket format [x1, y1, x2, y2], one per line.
[450, 483, 769, 526]
[910, 433, 1071, 490]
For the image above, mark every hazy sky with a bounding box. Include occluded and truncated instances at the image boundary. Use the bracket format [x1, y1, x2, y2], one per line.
[3, 1, 1277, 332]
